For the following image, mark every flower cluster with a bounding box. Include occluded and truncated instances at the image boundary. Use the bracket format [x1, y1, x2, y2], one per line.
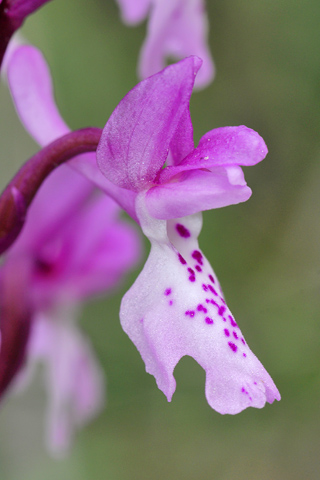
[0, 0, 280, 457]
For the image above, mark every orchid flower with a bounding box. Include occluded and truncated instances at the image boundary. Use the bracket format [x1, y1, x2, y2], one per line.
[2, 44, 140, 455]
[117, 0, 214, 88]
[6, 45, 280, 415]
[96, 56, 280, 413]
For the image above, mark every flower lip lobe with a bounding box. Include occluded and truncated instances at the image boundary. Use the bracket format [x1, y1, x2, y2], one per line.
[120, 195, 280, 415]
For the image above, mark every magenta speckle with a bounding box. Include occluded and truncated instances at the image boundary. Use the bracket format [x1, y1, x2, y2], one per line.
[243, 353, 247, 358]
[192, 250, 203, 265]
[205, 317, 213, 325]
[197, 304, 207, 313]
[169, 300, 173, 306]
[254, 381, 257, 385]
[202, 284, 208, 292]
[218, 306, 226, 316]
[195, 265, 202, 272]
[212, 299, 219, 307]
[176, 223, 191, 238]
[178, 253, 187, 265]
[208, 274, 215, 283]
[241, 387, 246, 393]
[164, 288, 171, 296]
[189, 276, 196, 282]
[228, 315, 238, 328]
[185, 310, 195, 317]
[228, 342, 237, 352]
[224, 328, 230, 337]
[188, 267, 195, 275]
[208, 285, 217, 295]
[241, 338, 246, 345]
[140, 318, 144, 323]
[233, 331, 238, 340]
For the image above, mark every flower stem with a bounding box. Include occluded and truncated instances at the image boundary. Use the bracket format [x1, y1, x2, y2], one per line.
[0, 127, 102, 255]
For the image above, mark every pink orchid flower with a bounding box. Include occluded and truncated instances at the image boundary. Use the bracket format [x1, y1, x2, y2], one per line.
[3, 45, 140, 455]
[117, 0, 214, 88]
[96, 56, 280, 414]
[7, 46, 280, 416]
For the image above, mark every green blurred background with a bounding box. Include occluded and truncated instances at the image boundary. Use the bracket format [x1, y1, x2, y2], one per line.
[1, 0, 320, 478]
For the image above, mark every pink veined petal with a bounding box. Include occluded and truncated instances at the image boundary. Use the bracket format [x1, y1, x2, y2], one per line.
[97, 55, 202, 192]
[159, 126, 268, 184]
[116, 0, 151, 24]
[138, 0, 214, 89]
[120, 194, 280, 414]
[7, 44, 69, 145]
[28, 310, 105, 457]
[168, 104, 194, 166]
[146, 167, 252, 219]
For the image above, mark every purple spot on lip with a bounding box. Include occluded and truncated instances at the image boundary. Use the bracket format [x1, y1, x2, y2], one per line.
[192, 250, 203, 265]
[218, 306, 226, 316]
[241, 338, 246, 345]
[229, 315, 238, 328]
[169, 300, 173, 306]
[185, 310, 195, 317]
[178, 253, 187, 265]
[243, 353, 247, 357]
[195, 265, 202, 272]
[197, 304, 207, 313]
[233, 331, 238, 340]
[188, 267, 195, 275]
[208, 274, 215, 283]
[228, 342, 237, 352]
[176, 223, 191, 238]
[164, 288, 171, 296]
[205, 317, 213, 324]
[189, 276, 196, 282]
[224, 328, 230, 337]
[208, 285, 217, 295]
[202, 284, 208, 292]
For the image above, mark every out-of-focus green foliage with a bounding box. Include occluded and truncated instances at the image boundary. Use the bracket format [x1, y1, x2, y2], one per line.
[0, 0, 320, 478]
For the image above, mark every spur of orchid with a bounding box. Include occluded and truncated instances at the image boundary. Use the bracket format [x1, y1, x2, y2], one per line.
[4, 43, 280, 417]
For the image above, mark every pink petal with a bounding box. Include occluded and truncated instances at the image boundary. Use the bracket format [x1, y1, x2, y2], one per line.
[7, 44, 69, 145]
[28, 310, 105, 457]
[169, 105, 194, 166]
[138, 0, 214, 89]
[146, 167, 252, 219]
[116, 0, 151, 24]
[159, 126, 268, 184]
[97, 56, 202, 192]
[120, 195, 280, 414]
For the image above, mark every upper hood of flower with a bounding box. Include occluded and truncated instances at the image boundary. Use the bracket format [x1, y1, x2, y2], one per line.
[97, 56, 268, 219]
